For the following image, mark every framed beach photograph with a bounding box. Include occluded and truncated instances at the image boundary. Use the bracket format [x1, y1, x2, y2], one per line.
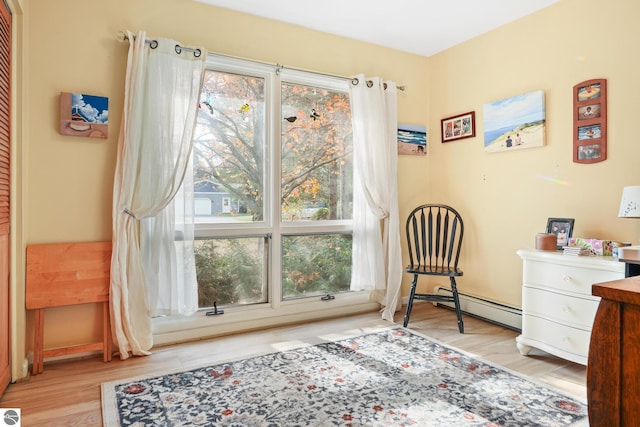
[573, 78, 607, 164]
[483, 90, 545, 153]
[441, 111, 475, 143]
[545, 217, 575, 249]
[397, 124, 427, 155]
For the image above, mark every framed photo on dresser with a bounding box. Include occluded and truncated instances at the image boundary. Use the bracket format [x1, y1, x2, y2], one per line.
[546, 217, 575, 249]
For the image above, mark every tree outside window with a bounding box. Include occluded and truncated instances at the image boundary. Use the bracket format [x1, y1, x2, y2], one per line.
[191, 66, 353, 308]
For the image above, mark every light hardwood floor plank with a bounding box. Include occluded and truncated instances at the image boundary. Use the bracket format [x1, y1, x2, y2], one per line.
[0, 303, 586, 426]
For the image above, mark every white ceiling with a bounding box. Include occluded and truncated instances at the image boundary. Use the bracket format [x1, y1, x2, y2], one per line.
[194, 0, 560, 57]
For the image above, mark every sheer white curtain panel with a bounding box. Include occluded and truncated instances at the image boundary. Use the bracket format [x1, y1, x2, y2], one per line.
[111, 30, 206, 359]
[349, 75, 403, 322]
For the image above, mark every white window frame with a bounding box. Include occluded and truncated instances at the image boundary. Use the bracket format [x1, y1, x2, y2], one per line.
[152, 56, 376, 345]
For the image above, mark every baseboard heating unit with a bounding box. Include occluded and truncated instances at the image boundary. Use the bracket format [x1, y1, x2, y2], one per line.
[414, 286, 522, 331]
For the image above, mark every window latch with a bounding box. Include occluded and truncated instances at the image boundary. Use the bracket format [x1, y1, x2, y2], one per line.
[206, 302, 225, 316]
[320, 294, 335, 301]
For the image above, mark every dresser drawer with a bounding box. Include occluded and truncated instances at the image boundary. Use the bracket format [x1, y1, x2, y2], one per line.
[523, 259, 622, 296]
[522, 286, 599, 329]
[522, 315, 592, 359]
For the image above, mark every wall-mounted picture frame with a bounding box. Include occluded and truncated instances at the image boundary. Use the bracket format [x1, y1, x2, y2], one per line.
[59, 92, 109, 139]
[573, 78, 606, 164]
[545, 217, 575, 249]
[397, 124, 427, 155]
[483, 90, 546, 153]
[441, 111, 475, 143]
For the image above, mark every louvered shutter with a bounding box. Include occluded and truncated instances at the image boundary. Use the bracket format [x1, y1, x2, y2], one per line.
[0, 2, 9, 235]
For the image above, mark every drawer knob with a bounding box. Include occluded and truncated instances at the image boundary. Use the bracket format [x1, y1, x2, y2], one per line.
[563, 275, 571, 282]
[562, 336, 570, 343]
[562, 305, 570, 313]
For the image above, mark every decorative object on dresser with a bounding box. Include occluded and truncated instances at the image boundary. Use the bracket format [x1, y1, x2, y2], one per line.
[617, 185, 640, 276]
[535, 233, 558, 251]
[566, 237, 612, 256]
[545, 217, 575, 250]
[618, 185, 640, 218]
[516, 249, 625, 365]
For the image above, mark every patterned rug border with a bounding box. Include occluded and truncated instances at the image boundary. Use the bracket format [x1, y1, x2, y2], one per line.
[101, 325, 588, 426]
[101, 325, 397, 426]
[403, 327, 587, 405]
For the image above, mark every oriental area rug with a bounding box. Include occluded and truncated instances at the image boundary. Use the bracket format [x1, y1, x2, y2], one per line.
[101, 328, 588, 426]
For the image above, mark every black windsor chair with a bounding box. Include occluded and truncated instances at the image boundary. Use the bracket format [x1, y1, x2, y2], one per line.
[403, 204, 465, 333]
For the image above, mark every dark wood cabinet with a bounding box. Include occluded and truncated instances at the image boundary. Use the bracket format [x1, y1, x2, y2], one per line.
[587, 276, 640, 426]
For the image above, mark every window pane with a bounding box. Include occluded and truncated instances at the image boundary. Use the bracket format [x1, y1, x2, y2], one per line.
[281, 234, 352, 300]
[281, 82, 353, 221]
[195, 237, 268, 308]
[194, 70, 266, 223]
[188, 61, 357, 316]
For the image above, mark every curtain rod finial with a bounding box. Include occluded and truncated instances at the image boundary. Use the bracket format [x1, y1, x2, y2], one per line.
[116, 31, 127, 42]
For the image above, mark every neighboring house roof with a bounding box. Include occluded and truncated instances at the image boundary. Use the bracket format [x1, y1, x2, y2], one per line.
[194, 180, 223, 193]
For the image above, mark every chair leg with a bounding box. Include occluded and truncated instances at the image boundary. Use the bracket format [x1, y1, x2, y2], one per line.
[403, 274, 419, 327]
[450, 277, 464, 333]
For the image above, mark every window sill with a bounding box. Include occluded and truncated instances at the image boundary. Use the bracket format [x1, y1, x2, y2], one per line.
[152, 292, 379, 347]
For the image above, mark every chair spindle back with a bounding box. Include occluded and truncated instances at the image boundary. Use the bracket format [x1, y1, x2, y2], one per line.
[406, 204, 464, 270]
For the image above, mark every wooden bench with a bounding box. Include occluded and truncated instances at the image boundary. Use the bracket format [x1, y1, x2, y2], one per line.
[25, 242, 112, 375]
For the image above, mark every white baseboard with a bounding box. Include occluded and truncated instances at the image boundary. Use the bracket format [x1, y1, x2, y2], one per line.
[403, 286, 522, 331]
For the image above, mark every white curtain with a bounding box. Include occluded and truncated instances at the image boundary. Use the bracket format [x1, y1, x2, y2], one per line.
[349, 75, 403, 322]
[111, 30, 206, 359]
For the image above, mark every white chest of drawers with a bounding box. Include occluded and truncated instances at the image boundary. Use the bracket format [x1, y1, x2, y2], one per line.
[516, 249, 625, 365]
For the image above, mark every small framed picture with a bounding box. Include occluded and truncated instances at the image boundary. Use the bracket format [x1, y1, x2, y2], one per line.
[577, 143, 602, 161]
[577, 104, 601, 120]
[441, 111, 475, 143]
[59, 92, 109, 139]
[577, 124, 601, 140]
[546, 218, 575, 249]
[577, 83, 601, 101]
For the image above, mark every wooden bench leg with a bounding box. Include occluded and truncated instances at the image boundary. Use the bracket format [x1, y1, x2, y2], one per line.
[32, 308, 44, 375]
[102, 302, 112, 362]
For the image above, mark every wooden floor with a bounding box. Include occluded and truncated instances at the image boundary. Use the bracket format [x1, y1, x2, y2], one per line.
[0, 303, 587, 426]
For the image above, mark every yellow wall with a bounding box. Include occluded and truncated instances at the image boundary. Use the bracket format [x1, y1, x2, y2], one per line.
[17, 0, 429, 377]
[419, 0, 640, 305]
[13, 0, 640, 379]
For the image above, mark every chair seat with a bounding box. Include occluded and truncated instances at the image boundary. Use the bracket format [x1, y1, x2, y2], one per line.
[406, 265, 463, 277]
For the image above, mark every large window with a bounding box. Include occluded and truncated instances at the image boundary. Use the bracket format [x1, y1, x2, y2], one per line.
[162, 54, 370, 338]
